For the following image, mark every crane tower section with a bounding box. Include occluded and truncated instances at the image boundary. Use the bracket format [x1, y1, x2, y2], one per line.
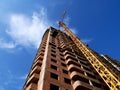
[59, 21, 120, 90]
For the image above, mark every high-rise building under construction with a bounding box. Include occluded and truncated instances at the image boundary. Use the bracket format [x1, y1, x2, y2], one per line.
[23, 23, 120, 90]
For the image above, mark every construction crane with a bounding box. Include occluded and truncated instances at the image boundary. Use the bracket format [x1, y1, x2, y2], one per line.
[59, 13, 120, 90]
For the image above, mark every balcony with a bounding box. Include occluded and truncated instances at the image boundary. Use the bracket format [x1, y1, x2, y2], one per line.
[32, 60, 42, 69]
[60, 47, 72, 52]
[60, 43, 65, 48]
[68, 64, 85, 77]
[66, 59, 81, 67]
[64, 50, 76, 57]
[35, 55, 43, 62]
[73, 80, 92, 90]
[65, 54, 78, 62]
[71, 72, 103, 90]
[70, 71, 99, 83]
[26, 83, 37, 90]
[26, 73, 39, 87]
[68, 63, 94, 76]
[30, 66, 41, 76]
[77, 55, 86, 60]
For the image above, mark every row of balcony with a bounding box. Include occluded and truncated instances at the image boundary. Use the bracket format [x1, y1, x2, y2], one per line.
[65, 53, 91, 70]
[64, 51, 104, 90]
[25, 67, 40, 90]
[24, 59, 42, 90]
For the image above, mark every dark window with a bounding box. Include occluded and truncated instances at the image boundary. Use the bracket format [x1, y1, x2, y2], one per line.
[51, 46, 56, 49]
[63, 69, 68, 74]
[43, 42, 46, 44]
[41, 50, 45, 52]
[51, 58, 57, 63]
[64, 78, 71, 84]
[83, 66, 91, 71]
[40, 53, 44, 56]
[52, 42, 55, 44]
[52, 30, 58, 38]
[51, 54, 56, 57]
[51, 50, 56, 53]
[103, 86, 110, 90]
[38, 57, 43, 61]
[51, 65, 57, 70]
[42, 47, 45, 49]
[50, 72, 58, 80]
[80, 61, 88, 66]
[72, 75, 89, 84]
[92, 81, 101, 88]
[81, 77, 89, 84]
[86, 73, 96, 79]
[60, 54, 64, 57]
[50, 84, 59, 90]
[61, 58, 65, 61]
[42, 44, 46, 46]
[59, 48, 63, 52]
[61, 63, 66, 67]
[49, 42, 56, 47]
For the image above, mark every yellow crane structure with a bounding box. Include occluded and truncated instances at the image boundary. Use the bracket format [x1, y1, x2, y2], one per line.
[59, 21, 120, 90]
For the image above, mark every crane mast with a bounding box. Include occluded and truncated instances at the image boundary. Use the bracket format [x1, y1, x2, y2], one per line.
[59, 21, 120, 90]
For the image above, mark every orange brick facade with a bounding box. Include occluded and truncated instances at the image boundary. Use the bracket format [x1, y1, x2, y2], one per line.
[23, 27, 112, 90]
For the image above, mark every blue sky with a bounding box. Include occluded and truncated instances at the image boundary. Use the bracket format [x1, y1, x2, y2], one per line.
[0, 0, 120, 90]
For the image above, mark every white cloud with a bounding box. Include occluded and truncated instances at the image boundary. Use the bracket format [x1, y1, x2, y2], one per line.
[0, 38, 16, 49]
[6, 8, 51, 48]
[1, 7, 90, 50]
[2, 8, 79, 49]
